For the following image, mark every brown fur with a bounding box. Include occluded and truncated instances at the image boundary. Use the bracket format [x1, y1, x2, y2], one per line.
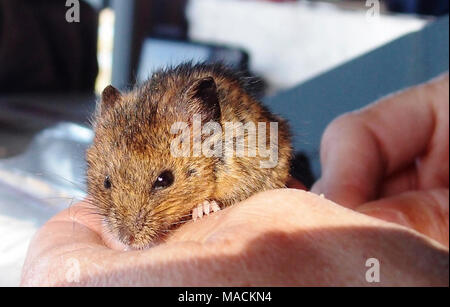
[86, 63, 292, 249]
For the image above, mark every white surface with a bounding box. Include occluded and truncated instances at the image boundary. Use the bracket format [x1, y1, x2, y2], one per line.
[187, 0, 427, 93]
[0, 177, 84, 287]
[0, 123, 91, 286]
[0, 213, 38, 286]
[0, 182, 55, 286]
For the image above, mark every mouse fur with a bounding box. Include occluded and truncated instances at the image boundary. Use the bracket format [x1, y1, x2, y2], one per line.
[86, 62, 292, 249]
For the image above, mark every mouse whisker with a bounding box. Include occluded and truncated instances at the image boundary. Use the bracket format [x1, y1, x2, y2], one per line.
[32, 171, 87, 191]
[168, 219, 193, 226]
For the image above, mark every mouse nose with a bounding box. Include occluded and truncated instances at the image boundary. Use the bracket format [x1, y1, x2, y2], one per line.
[135, 209, 147, 229]
[117, 210, 148, 245]
[118, 225, 135, 245]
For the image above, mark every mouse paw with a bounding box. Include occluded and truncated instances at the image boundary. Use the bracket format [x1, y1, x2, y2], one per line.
[192, 200, 221, 221]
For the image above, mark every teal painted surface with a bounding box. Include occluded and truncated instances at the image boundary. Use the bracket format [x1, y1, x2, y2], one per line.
[265, 16, 449, 177]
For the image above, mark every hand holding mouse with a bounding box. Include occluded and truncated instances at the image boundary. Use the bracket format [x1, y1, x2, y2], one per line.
[20, 190, 448, 286]
[21, 74, 449, 286]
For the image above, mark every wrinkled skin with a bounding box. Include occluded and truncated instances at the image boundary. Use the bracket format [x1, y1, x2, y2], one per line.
[21, 74, 449, 286]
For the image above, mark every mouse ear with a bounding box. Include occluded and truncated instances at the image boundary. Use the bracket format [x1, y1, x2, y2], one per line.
[100, 85, 122, 114]
[184, 77, 221, 122]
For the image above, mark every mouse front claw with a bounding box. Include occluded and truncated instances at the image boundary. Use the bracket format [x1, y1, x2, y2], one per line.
[192, 200, 221, 221]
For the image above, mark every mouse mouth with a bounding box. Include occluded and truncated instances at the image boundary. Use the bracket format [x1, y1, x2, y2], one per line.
[128, 241, 158, 251]
[102, 210, 195, 250]
[128, 217, 192, 250]
[101, 221, 131, 251]
[165, 213, 193, 232]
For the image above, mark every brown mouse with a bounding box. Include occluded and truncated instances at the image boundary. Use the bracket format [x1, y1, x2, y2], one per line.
[86, 62, 292, 249]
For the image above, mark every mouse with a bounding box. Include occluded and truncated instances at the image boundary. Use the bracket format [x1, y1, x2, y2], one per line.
[86, 62, 292, 249]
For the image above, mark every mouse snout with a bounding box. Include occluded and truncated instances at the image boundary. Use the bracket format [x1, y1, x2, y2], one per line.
[135, 208, 147, 228]
[117, 209, 149, 246]
[118, 226, 135, 245]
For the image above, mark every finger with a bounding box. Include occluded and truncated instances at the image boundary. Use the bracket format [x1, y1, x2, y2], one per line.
[317, 73, 449, 208]
[310, 179, 322, 194]
[66, 198, 106, 235]
[24, 201, 107, 259]
[20, 201, 111, 286]
[379, 163, 417, 198]
[357, 189, 449, 247]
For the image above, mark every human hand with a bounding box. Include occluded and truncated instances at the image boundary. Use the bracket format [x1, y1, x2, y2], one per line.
[20, 75, 449, 287]
[21, 189, 448, 286]
[312, 73, 449, 247]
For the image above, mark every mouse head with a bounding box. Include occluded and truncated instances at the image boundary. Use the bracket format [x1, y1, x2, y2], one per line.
[86, 76, 222, 249]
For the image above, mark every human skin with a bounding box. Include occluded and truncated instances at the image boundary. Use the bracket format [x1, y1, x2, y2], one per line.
[313, 73, 449, 246]
[21, 74, 449, 287]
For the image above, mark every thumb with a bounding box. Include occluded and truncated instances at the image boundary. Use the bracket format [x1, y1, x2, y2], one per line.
[356, 189, 449, 248]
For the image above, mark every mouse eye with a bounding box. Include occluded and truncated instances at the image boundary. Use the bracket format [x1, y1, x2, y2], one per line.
[153, 171, 174, 190]
[104, 176, 112, 189]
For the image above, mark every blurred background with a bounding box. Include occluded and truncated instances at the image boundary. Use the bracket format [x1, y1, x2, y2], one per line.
[0, 0, 448, 286]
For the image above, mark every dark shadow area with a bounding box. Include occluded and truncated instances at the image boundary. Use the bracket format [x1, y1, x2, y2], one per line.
[290, 152, 315, 189]
[387, 0, 449, 16]
[0, 0, 98, 93]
